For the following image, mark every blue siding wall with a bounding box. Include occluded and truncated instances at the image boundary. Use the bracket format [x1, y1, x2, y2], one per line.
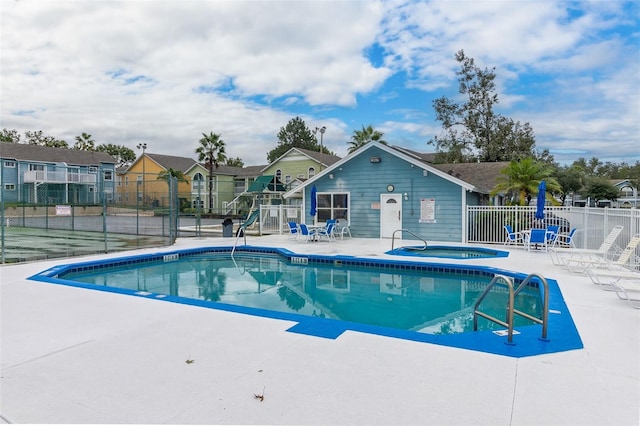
[308, 146, 465, 242]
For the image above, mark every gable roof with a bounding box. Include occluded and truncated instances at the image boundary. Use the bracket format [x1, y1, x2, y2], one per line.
[263, 147, 341, 172]
[283, 142, 508, 198]
[146, 153, 197, 173]
[0, 142, 116, 165]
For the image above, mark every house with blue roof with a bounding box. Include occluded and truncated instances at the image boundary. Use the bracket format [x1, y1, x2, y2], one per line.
[283, 142, 508, 242]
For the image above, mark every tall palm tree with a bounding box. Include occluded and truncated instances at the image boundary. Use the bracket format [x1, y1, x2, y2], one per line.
[491, 158, 561, 205]
[347, 125, 387, 154]
[195, 132, 227, 213]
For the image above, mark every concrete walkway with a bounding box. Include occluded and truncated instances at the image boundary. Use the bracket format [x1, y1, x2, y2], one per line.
[1, 236, 638, 424]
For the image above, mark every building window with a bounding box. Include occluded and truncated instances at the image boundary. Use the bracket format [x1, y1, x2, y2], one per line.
[88, 167, 97, 174]
[192, 173, 205, 192]
[276, 169, 282, 181]
[4, 161, 16, 168]
[125, 176, 129, 186]
[308, 167, 315, 178]
[316, 192, 349, 222]
[285, 175, 291, 184]
[103, 170, 113, 181]
[29, 164, 45, 171]
[4, 183, 16, 191]
[117, 176, 122, 186]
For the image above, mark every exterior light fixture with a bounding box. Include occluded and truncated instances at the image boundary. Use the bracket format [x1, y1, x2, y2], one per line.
[404, 193, 409, 201]
[370, 157, 381, 163]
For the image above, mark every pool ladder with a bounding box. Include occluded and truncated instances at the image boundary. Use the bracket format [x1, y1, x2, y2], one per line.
[391, 229, 428, 251]
[473, 273, 549, 344]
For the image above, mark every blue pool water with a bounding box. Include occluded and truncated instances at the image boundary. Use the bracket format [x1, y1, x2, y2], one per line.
[386, 246, 509, 259]
[30, 246, 583, 357]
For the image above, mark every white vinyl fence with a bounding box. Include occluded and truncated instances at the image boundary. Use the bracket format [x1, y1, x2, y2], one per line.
[467, 206, 640, 251]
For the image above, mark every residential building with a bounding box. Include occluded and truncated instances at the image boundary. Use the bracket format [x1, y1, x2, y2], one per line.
[1, 143, 116, 205]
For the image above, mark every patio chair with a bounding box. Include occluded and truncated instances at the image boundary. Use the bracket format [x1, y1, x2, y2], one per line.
[503, 225, 525, 246]
[549, 225, 624, 267]
[546, 225, 560, 245]
[287, 221, 299, 239]
[552, 228, 578, 249]
[298, 223, 317, 242]
[316, 221, 336, 241]
[525, 228, 548, 252]
[564, 234, 640, 274]
[336, 219, 351, 239]
[586, 267, 640, 288]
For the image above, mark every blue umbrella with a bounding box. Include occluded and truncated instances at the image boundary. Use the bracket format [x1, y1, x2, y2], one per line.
[310, 185, 317, 217]
[535, 180, 546, 220]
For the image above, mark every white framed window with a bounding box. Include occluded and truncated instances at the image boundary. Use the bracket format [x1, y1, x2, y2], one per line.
[29, 164, 45, 171]
[285, 175, 291, 184]
[4, 161, 16, 168]
[308, 167, 316, 178]
[125, 176, 129, 186]
[103, 170, 113, 181]
[316, 192, 349, 223]
[4, 183, 16, 191]
[276, 169, 282, 180]
[88, 166, 98, 174]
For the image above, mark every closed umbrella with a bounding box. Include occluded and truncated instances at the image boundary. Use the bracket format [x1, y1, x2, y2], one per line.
[310, 185, 317, 217]
[535, 180, 546, 220]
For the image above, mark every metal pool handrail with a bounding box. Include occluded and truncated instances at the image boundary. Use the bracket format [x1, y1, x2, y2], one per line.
[391, 229, 428, 251]
[473, 273, 549, 343]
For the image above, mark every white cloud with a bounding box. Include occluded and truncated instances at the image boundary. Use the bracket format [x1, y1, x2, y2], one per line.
[1, 0, 638, 167]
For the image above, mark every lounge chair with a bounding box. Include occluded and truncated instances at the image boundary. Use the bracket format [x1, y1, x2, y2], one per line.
[563, 234, 640, 274]
[586, 267, 640, 288]
[503, 225, 525, 246]
[549, 225, 623, 267]
[525, 228, 548, 252]
[298, 223, 317, 242]
[287, 221, 299, 239]
[609, 279, 640, 309]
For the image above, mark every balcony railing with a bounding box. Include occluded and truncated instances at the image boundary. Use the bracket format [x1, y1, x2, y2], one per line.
[23, 171, 97, 184]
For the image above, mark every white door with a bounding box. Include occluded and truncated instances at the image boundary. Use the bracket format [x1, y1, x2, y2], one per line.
[380, 194, 402, 238]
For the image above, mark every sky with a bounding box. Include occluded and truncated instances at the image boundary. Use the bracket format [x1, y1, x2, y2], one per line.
[1, 0, 638, 167]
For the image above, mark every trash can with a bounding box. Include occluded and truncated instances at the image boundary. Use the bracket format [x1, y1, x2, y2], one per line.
[222, 218, 234, 237]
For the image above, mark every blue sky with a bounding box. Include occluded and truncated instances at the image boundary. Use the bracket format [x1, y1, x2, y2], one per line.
[1, 0, 638, 167]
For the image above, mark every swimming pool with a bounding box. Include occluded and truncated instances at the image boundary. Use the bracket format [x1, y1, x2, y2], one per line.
[30, 246, 583, 357]
[386, 245, 509, 259]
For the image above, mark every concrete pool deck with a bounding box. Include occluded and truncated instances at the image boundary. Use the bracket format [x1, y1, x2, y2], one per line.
[1, 236, 639, 425]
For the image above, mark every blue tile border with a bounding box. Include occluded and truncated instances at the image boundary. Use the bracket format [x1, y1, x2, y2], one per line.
[29, 245, 583, 358]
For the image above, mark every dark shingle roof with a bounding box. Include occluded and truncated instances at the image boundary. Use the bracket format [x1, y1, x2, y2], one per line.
[431, 161, 510, 193]
[295, 148, 341, 167]
[0, 142, 116, 165]
[147, 153, 197, 173]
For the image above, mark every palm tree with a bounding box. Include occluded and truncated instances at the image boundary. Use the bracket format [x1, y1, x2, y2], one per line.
[347, 125, 387, 154]
[491, 158, 561, 205]
[195, 132, 227, 213]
